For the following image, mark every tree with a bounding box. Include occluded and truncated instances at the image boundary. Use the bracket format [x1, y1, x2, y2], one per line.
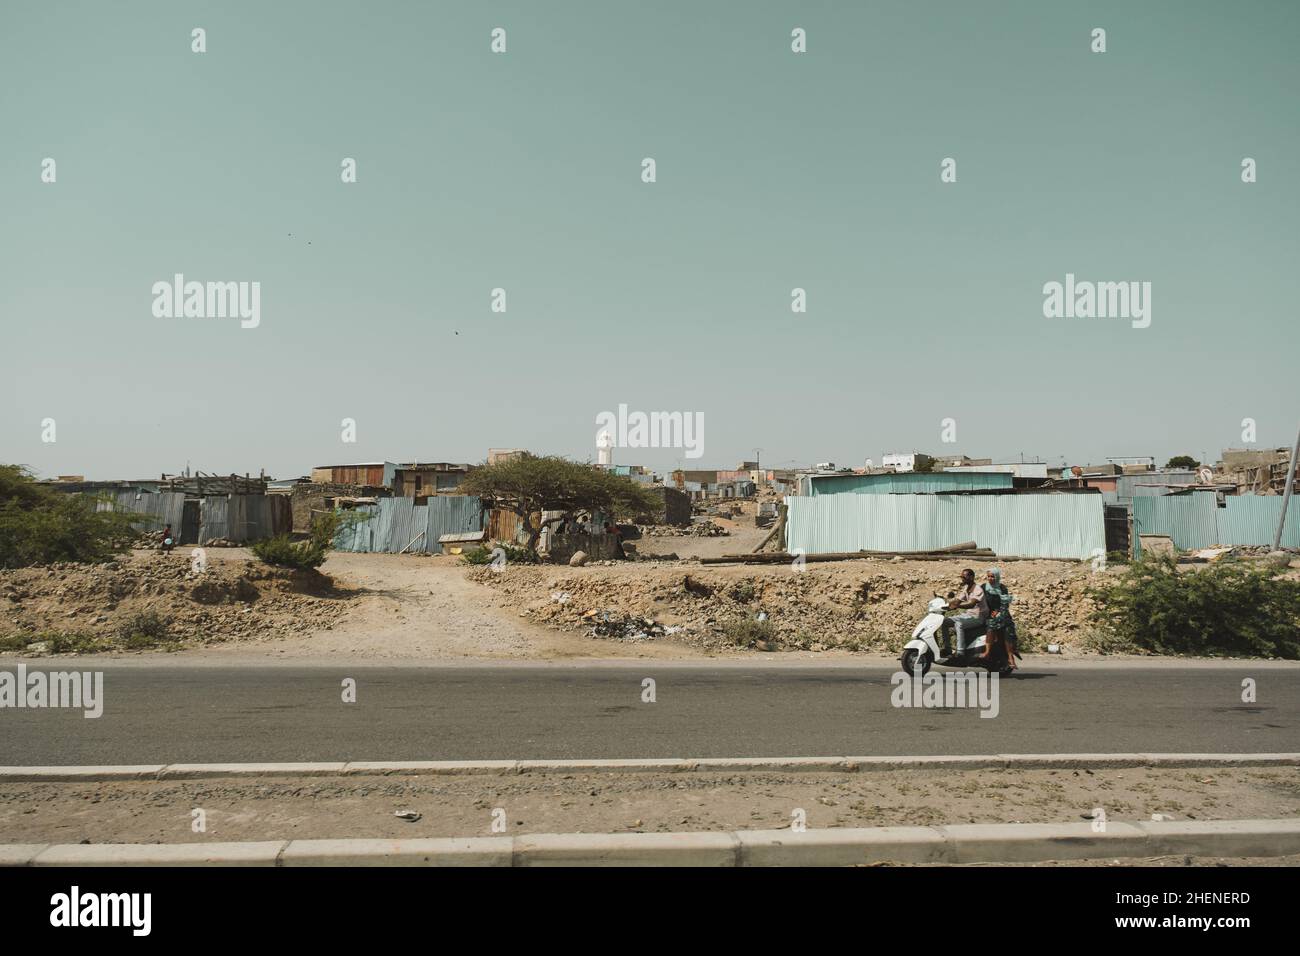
[0, 465, 143, 568]
[459, 455, 662, 553]
[1166, 455, 1199, 469]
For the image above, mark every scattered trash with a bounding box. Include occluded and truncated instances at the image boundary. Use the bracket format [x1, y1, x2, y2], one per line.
[550, 591, 571, 604]
[394, 810, 421, 822]
[1150, 813, 1172, 822]
[1046, 643, 1062, 654]
[590, 611, 667, 641]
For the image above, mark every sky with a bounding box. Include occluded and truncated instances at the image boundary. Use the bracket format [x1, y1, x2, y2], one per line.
[2, 0, 1297, 479]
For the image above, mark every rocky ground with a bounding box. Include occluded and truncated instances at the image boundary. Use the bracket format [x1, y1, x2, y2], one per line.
[1, 766, 1295, 845]
[471, 556, 1107, 654]
[0, 550, 350, 653]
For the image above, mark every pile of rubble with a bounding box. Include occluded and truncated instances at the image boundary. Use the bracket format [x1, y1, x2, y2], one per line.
[0, 551, 353, 653]
[643, 520, 730, 538]
[470, 558, 1104, 654]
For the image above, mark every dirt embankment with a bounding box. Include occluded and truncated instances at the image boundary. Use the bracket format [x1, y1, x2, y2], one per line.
[0, 550, 351, 653]
[2, 766, 1296, 845]
[470, 557, 1104, 653]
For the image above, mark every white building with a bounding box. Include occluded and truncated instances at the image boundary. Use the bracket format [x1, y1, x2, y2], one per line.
[882, 452, 933, 473]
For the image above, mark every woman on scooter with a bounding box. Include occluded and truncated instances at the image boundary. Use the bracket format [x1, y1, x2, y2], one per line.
[980, 567, 1019, 671]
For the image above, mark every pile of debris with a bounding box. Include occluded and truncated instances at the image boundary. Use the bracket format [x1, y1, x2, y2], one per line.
[584, 610, 679, 642]
[686, 520, 729, 537]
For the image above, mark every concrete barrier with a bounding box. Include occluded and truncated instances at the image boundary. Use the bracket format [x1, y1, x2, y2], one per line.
[7, 819, 1299, 867]
[281, 837, 511, 867]
[4, 753, 1297, 781]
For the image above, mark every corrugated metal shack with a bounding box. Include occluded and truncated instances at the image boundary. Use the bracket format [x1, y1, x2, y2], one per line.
[310, 462, 398, 487]
[785, 492, 1106, 560]
[1132, 494, 1300, 555]
[94, 490, 186, 533]
[333, 495, 485, 554]
[196, 495, 292, 544]
[94, 491, 290, 544]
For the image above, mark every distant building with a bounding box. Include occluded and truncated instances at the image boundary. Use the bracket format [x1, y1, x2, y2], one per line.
[392, 463, 473, 498]
[943, 462, 1048, 480]
[882, 452, 934, 474]
[310, 462, 396, 487]
[487, 448, 527, 465]
[934, 455, 993, 469]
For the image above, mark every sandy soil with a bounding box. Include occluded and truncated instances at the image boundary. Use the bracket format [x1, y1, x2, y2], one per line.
[2, 529, 1291, 665]
[2, 766, 1296, 845]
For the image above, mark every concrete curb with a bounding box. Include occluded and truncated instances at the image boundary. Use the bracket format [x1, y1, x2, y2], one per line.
[1, 753, 1297, 782]
[8, 819, 1300, 867]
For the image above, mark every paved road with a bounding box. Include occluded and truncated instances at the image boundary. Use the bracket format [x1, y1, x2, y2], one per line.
[1, 664, 1295, 764]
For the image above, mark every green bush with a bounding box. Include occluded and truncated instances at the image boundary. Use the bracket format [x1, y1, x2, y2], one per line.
[0, 465, 142, 568]
[729, 580, 757, 603]
[462, 543, 539, 566]
[1087, 554, 1300, 658]
[722, 615, 777, 648]
[117, 610, 173, 648]
[251, 509, 358, 570]
[252, 534, 327, 569]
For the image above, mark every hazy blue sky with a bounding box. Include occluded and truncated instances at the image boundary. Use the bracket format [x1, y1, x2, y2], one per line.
[3, 1, 1296, 479]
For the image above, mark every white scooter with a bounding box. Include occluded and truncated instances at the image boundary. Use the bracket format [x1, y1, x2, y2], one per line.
[900, 597, 1008, 678]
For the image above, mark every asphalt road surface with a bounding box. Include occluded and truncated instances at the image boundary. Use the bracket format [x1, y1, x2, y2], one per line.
[1, 664, 1295, 765]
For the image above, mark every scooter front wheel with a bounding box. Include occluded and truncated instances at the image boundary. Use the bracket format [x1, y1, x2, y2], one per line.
[900, 647, 933, 678]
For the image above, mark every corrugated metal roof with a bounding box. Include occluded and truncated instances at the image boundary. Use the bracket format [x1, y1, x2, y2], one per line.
[807, 471, 1013, 496]
[1115, 470, 1199, 503]
[785, 493, 1105, 559]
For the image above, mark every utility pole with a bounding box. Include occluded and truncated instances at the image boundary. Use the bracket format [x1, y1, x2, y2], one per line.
[1273, 422, 1300, 551]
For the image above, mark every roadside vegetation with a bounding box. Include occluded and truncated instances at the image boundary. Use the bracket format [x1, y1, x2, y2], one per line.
[460, 454, 661, 554]
[251, 510, 365, 570]
[0, 465, 142, 568]
[1087, 554, 1300, 658]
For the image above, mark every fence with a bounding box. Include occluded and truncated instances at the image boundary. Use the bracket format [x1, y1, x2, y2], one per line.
[94, 491, 289, 544]
[785, 493, 1106, 560]
[333, 495, 485, 554]
[1132, 494, 1300, 555]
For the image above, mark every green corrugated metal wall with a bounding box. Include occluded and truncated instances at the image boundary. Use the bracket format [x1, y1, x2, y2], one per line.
[1132, 494, 1300, 554]
[785, 493, 1104, 559]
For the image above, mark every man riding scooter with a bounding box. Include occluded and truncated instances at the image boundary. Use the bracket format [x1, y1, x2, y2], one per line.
[941, 568, 987, 664]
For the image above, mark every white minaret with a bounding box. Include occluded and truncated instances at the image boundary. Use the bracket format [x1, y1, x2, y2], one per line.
[596, 429, 613, 467]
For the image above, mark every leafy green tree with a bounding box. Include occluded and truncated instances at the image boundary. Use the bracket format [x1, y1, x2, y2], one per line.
[1165, 455, 1199, 469]
[459, 454, 661, 553]
[0, 465, 143, 568]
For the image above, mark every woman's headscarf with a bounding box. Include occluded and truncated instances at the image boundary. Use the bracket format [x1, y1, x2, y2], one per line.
[986, 567, 1002, 586]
